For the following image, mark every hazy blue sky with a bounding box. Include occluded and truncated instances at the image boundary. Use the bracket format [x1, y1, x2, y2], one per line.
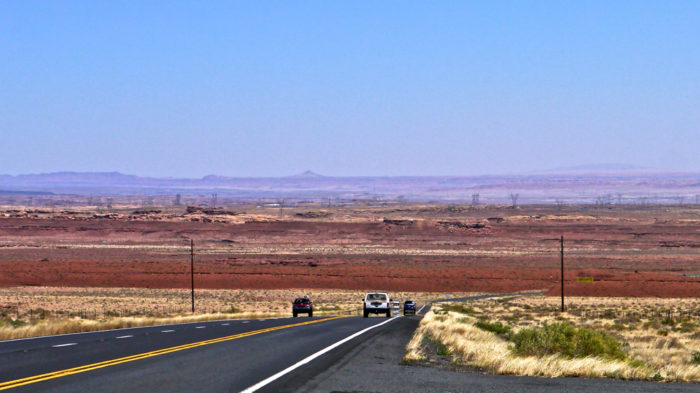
[1, 2, 699, 177]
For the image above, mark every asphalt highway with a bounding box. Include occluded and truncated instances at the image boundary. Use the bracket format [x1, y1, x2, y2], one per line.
[3, 293, 697, 392]
[0, 314, 402, 392]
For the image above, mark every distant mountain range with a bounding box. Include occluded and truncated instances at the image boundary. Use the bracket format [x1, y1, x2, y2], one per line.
[1, 169, 699, 204]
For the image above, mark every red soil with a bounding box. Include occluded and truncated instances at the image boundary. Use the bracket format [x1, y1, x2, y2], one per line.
[1, 205, 698, 297]
[545, 270, 700, 298]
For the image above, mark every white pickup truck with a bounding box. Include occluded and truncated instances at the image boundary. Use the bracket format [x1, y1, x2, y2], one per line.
[363, 292, 392, 318]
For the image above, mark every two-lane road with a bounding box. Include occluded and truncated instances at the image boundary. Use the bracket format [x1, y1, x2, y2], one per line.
[0, 314, 402, 392]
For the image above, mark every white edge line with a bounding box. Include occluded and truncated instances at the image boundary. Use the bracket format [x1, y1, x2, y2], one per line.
[417, 304, 427, 314]
[240, 316, 402, 393]
[52, 343, 77, 347]
[221, 323, 230, 326]
[116, 335, 133, 339]
[195, 326, 206, 329]
[0, 317, 263, 343]
[161, 330, 175, 333]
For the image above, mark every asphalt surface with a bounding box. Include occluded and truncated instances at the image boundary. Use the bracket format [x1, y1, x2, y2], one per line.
[0, 314, 401, 392]
[295, 316, 700, 393]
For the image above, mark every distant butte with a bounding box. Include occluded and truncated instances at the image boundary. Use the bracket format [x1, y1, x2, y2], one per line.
[292, 170, 324, 178]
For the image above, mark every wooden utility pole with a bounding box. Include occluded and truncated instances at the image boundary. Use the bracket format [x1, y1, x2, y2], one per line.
[190, 239, 195, 313]
[560, 235, 565, 312]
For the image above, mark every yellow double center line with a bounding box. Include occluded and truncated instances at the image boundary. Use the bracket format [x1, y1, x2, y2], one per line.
[0, 316, 346, 391]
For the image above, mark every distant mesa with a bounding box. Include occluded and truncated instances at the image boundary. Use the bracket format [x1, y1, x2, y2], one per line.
[200, 171, 324, 180]
[201, 174, 233, 181]
[291, 170, 324, 178]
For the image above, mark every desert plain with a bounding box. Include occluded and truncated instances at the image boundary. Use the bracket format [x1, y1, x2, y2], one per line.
[0, 202, 698, 297]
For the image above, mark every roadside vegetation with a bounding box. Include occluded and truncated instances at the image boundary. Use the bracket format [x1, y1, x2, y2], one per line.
[0, 311, 272, 341]
[0, 286, 468, 340]
[405, 296, 700, 382]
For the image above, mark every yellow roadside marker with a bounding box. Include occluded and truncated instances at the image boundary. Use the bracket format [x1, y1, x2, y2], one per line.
[0, 316, 346, 391]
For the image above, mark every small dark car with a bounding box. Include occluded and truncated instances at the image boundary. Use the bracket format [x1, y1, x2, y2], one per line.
[403, 300, 416, 315]
[292, 297, 313, 317]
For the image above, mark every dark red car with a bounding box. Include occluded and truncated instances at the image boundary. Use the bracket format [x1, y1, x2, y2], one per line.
[292, 297, 313, 317]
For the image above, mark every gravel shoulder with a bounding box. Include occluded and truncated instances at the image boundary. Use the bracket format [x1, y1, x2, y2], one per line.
[295, 316, 700, 393]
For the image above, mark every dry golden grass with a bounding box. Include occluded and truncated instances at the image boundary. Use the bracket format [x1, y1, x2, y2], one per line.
[405, 296, 700, 382]
[0, 286, 467, 340]
[502, 296, 700, 381]
[0, 312, 273, 341]
[406, 311, 650, 379]
[2, 243, 549, 257]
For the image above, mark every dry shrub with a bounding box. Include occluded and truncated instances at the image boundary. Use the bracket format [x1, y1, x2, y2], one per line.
[512, 322, 626, 360]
